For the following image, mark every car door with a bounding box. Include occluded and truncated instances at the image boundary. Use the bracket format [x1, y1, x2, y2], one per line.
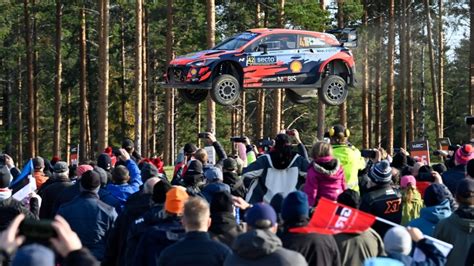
[298, 34, 336, 84]
[242, 33, 302, 87]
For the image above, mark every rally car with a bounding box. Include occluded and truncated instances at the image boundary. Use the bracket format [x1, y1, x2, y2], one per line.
[163, 28, 357, 106]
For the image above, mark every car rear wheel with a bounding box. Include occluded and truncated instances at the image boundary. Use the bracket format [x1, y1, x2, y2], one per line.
[318, 75, 348, 106]
[285, 89, 313, 104]
[210, 74, 241, 106]
[178, 89, 208, 104]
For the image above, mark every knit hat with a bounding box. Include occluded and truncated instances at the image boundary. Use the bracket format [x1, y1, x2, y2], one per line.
[423, 183, 450, 207]
[337, 189, 360, 209]
[400, 175, 416, 188]
[152, 180, 172, 204]
[32, 157, 44, 170]
[456, 178, 474, 199]
[122, 138, 134, 150]
[269, 193, 285, 216]
[455, 144, 474, 165]
[186, 160, 203, 176]
[97, 153, 112, 171]
[369, 160, 392, 184]
[12, 244, 54, 266]
[165, 186, 189, 215]
[223, 158, 237, 171]
[53, 161, 68, 173]
[204, 167, 223, 183]
[93, 166, 108, 186]
[0, 166, 12, 188]
[77, 164, 93, 178]
[281, 191, 309, 222]
[383, 227, 412, 255]
[183, 143, 198, 155]
[245, 202, 277, 229]
[210, 191, 234, 213]
[80, 170, 101, 190]
[141, 163, 159, 182]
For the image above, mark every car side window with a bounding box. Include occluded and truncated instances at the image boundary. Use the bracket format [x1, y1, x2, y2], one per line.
[246, 34, 297, 52]
[298, 35, 328, 48]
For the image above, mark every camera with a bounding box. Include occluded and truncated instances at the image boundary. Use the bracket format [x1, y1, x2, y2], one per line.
[286, 129, 295, 136]
[19, 219, 57, 242]
[433, 150, 448, 157]
[361, 149, 376, 159]
[230, 136, 247, 143]
[197, 132, 208, 139]
[257, 138, 274, 148]
[448, 144, 460, 151]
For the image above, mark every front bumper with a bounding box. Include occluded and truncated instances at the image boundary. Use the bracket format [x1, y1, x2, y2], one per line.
[164, 64, 212, 88]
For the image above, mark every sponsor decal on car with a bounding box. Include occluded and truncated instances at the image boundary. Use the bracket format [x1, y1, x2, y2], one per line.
[289, 60, 303, 73]
[247, 56, 277, 66]
[262, 75, 297, 83]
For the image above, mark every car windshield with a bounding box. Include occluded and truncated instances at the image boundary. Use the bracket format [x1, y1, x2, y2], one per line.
[213, 32, 259, 50]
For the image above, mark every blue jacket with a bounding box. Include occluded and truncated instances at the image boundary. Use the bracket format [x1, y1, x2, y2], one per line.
[387, 238, 446, 266]
[57, 191, 118, 261]
[441, 165, 465, 195]
[106, 159, 143, 209]
[408, 200, 452, 236]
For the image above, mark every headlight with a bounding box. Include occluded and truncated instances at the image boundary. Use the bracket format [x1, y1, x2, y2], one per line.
[187, 58, 218, 67]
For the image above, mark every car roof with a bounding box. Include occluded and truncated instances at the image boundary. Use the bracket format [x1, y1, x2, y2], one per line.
[247, 28, 328, 37]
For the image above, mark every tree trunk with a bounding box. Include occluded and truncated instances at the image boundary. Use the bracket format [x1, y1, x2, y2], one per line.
[65, 85, 70, 163]
[255, 1, 265, 140]
[206, 0, 216, 133]
[32, 0, 39, 155]
[361, 0, 369, 149]
[386, 0, 395, 154]
[79, 6, 88, 163]
[16, 55, 23, 164]
[406, 0, 415, 142]
[135, 0, 143, 155]
[164, 0, 175, 165]
[53, 0, 62, 157]
[141, 7, 149, 157]
[399, 0, 407, 149]
[374, 15, 383, 147]
[337, 0, 347, 127]
[317, 1, 327, 140]
[98, 0, 110, 153]
[120, 11, 126, 136]
[424, 0, 441, 144]
[438, 0, 444, 138]
[272, 0, 285, 136]
[240, 92, 246, 135]
[24, 0, 35, 158]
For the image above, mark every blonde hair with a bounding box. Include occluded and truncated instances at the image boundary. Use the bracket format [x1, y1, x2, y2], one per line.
[403, 184, 417, 203]
[311, 141, 332, 160]
[183, 197, 210, 231]
[194, 149, 208, 164]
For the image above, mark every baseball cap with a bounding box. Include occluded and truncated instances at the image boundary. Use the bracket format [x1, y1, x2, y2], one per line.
[165, 186, 189, 215]
[53, 161, 68, 173]
[245, 202, 277, 229]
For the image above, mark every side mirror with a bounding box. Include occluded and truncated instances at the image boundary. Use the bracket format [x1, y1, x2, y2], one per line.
[258, 43, 268, 54]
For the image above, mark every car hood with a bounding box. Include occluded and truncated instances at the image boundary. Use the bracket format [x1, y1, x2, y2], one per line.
[170, 50, 231, 65]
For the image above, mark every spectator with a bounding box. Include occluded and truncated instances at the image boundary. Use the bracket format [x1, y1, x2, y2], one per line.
[57, 170, 118, 261]
[442, 144, 474, 195]
[433, 178, 474, 266]
[1, 154, 21, 180]
[279, 191, 341, 265]
[158, 197, 231, 266]
[400, 175, 422, 225]
[335, 189, 385, 266]
[38, 161, 72, 219]
[94, 166, 122, 212]
[360, 160, 403, 238]
[243, 132, 308, 203]
[329, 125, 365, 192]
[12, 243, 54, 266]
[222, 158, 246, 198]
[32, 156, 49, 189]
[97, 153, 113, 180]
[182, 160, 205, 197]
[122, 138, 141, 163]
[172, 143, 197, 185]
[194, 132, 228, 170]
[304, 141, 346, 206]
[208, 191, 243, 247]
[224, 203, 307, 266]
[202, 167, 231, 203]
[383, 226, 446, 265]
[408, 183, 452, 236]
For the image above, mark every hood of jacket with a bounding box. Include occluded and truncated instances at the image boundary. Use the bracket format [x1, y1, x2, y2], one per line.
[419, 200, 452, 224]
[232, 229, 282, 259]
[451, 206, 474, 233]
[311, 159, 341, 178]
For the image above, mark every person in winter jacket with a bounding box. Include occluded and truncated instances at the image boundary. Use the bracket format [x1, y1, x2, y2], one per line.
[442, 144, 474, 195]
[433, 178, 474, 266]
[279, 191, 341, 266]
[182, 160, 206, 197]
[194, 132, 228, 171]
[57, 170, 118, 261]
[158, 197, 231, 266]
[243, 132, 308, 203]
[408, 183, 452, 236]
[224, 202, 307, 266]
[222, 158, 246, 198]
[304, 141, 346, 206]
[334, 189, 386, 266]
[38, 161, 72, 219]
[32, 156, 49, 189]
[382, 226, 446, 266]
[329, 125, 366, 192]
[400, 175, 423, 225]
[208, 191, 243, 247]
[202, 167, 231, 204]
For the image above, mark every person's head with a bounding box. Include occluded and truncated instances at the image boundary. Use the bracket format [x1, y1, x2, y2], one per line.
[112, 165, 130, 184]
[194, 149, 208, 164]
[432, 163, 447, 175]
[391, 167, 400, 185]
[245, 203, 278, 233]
[455, 178, 474, 206]
[122, 138, 135, 154]
[466, 159, 474, 178]
[152, 180, 172, 204]
[423, 183, 451, 207]
[311, 141, 332, 161]
[12, 243, 55, 266]
[337, 189, 360, 209]
[455, 144, 474, 166]
[182, 197, 211, 232]
[0, 165, 12, 189]
[32, 156, 44, 171]
[274, 133, 291, 151]
[210, 191, 234, 214]
[281, 191, 309, 227]
[411, 162, 424, 177]
[400, 175, 417, 202]
[93, 166, 109, 187]
[76, 164, 93, 179]
[53, 161, 69, 179]
[141, 162, 159, 182]
[183, 143, 198, 159]
[204, 167, 223, 183]
[80, 170, 101, 193]
[164, 186, 189, 216]
[329, 124, 350, 144]
[368, 160, 392, 185]
[383, 227, 412, 256]
[183, 160, 204, 187]
[222, 158, 237, 173]
[391, 152, 408, 170]
[97, 153, 112, 172]
[143, 177, 161, 194]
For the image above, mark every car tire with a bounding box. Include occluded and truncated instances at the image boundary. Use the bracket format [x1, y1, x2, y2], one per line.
[318, 75, 348, 106]
[178, 89, 208, 104]
[285, 89, 312, 104]
[210, 74, 241, 106]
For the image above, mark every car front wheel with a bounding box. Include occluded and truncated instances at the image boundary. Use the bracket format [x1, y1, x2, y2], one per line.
[318, 75, 348, 106]
[178, 89, 208, 104]
[210, 74, 241, 106]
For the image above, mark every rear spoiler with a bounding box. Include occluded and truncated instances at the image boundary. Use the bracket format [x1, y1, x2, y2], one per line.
[326, 28, 358, 48]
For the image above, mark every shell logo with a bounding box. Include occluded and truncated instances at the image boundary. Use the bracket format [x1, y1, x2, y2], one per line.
[290, 60, 303, 73]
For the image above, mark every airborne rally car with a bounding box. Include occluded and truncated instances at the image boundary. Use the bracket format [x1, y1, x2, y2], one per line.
[163, 28, 357, 106]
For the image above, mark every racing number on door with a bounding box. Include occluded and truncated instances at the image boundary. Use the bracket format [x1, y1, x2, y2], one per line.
[384, 199, 401, 214]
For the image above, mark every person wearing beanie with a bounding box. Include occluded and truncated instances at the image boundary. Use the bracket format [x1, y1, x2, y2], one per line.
[202, 167, 231, 204]
[32, 156, 49, 189]
[37, 161, 72, 219]
[97, 153, 112, 173]
[329, 124, 366, 192]
[382, 226, 446, 266]
[224, 202, 307, 266]
[279, 191, 341, 266]
[222, 157, 247, 198]
[360, 160, 403, 238]
[122, 138, 142, 163]
[334, 189, 385, 266]
[434, 178, 474, 266]
[304, 141, 346, 206]
[171, 143, 198, 185]
[400, 175, 423, 225]
[442, 144, 474, 195]
[408, 183, 452, 236]
[182, 160, 206, 197]
[208, 191, 243, 247]
[57, 170, 118, 261]
[242, 130, 309, 204]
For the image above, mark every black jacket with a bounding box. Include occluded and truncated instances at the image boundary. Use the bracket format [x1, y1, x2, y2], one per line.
[222, 172, 246, 198]
[209, 212, 243, 247]
[0, 197, 36, 231]
[158, 231, 231, 266]
[38, 177, 72, 219]
[64, 248, 100, 266]
[360, 184, 403, 238]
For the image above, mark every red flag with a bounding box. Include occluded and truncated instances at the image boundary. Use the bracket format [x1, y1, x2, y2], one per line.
[290, 197, 376, 234]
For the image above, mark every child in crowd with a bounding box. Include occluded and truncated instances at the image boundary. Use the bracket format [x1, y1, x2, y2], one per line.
[400, 175, 423, 225]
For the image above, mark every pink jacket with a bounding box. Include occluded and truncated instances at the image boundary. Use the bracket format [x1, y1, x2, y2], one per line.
[304, 158, 346, 206]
